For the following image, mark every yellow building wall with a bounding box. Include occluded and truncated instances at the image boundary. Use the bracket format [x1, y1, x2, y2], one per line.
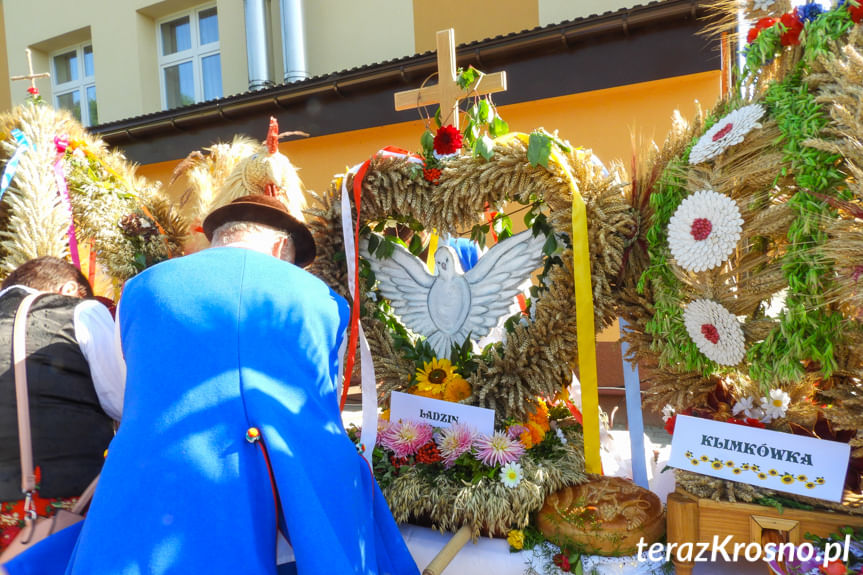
[0, 0, 10, 112]
[412, 0, 538, 52]
[303, 0, 415, 76]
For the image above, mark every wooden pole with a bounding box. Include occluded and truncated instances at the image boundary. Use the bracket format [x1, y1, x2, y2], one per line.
[421, 524, 473, 575]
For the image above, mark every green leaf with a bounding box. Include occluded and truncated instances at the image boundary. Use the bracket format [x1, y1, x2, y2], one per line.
[376, 239, 395, 259]
[420, 129, 434, 154]
[408, 234, 424, 256]
[542, 233, 558, 256]
[478, 100, 491, 123]
[489, 116, 509, 138]
[527, 132, 552, 167]
[475, 135, 495, 160]
[367, 234, 380, 255]
[456, 66, 478, 89]
[434, 107, 442, 128]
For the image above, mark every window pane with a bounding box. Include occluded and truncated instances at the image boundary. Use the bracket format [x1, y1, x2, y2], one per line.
[53, 50, 78, 84]
[199, 7, 218, 45]
[56, 91, 81, 122]
[86, 86, 98, 125]
[161, 15, 191, 55]
[83, 45, 94, 77]
[164, 61, 194, 108]
[201, 53, 221, 101]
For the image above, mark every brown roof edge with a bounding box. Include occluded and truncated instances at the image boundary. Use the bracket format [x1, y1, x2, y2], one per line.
[93, 0, 709, 145]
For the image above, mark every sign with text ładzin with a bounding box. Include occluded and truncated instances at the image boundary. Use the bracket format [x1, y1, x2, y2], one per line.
[389, 391, 495, 436]
[669, 415, 850, 502]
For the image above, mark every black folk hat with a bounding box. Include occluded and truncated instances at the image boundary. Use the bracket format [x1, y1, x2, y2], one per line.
[202, 194, 316, 268]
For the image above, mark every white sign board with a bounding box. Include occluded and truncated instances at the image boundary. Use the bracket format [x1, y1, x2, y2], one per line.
[389, 391, 495, 436]
[669, 415, 850, 502]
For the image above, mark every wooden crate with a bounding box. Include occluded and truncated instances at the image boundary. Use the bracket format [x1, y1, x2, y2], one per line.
[667, 488, 863, 574]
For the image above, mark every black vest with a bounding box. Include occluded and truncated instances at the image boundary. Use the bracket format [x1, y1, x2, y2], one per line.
[0, 288, 114, 500]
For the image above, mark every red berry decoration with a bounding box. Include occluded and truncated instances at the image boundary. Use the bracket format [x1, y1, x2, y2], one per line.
[423, 167, 441, 184]
[690, 218, 713, 241]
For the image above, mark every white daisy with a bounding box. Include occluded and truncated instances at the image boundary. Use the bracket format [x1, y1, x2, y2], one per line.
[661, 404, 675, 423]
[683, 299, 746, 366]
[667, 190, 743, 273]
[731, 396, 764, 420]
[761, 388, 790, 422]
[689, 104, 765, 165]
[500, 461, 524, 488]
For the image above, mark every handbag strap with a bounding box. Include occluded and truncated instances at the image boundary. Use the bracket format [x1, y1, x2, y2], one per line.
[13, 292, 43, 494]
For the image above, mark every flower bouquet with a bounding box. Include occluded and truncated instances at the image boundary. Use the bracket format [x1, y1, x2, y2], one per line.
[767, 528, 863, 575]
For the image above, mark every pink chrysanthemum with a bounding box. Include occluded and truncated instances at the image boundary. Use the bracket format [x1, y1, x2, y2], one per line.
[380, 420, 433, 457]
[435, 423, 477, 467]
[506, 424, 528, 441]
[376, 419, 392, 446]
[474, 432, 525, 467]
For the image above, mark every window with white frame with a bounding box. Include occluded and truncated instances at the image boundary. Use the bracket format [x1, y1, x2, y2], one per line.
[157, 4, 222, 110]
[52, 43, 98, 126]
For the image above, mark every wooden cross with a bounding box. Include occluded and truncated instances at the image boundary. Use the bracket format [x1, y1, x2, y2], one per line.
[10, 48, 51, 93]
[394, 29, 506, 130]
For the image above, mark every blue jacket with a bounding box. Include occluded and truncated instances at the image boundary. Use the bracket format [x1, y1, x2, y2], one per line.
[3, 247, 418, 575]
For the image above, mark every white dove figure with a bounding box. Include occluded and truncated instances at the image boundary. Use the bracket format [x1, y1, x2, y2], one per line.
[361, 229, 547, 358]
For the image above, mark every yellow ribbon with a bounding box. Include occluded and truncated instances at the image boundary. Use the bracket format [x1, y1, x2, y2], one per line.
[426, 230, 439, 273]
[495, 133, 601, 474]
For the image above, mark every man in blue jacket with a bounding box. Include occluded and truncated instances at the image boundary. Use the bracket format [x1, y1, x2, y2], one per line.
[2, 193, 418, 575]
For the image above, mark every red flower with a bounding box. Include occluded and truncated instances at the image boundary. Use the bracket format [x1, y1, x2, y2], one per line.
[432, 125, 463, 156]
[664, 414, 677, 435]
[726, 417, 766, 429]
[26, 86, 39, 96]
[747, 17, 777, 43]
[848, 1, 863, 23]
[553, 553, 571, 571]
[423, 167, 441, 184]
[780, 10, 804, 46]
[821, 560, 847, 575]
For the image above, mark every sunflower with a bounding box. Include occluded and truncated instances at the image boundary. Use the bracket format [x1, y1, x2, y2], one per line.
[416, 358, 457, 389]
[413, 358, 466, 401]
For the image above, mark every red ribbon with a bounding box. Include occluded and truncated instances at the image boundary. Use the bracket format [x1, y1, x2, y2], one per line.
[339, 159, 370, 412]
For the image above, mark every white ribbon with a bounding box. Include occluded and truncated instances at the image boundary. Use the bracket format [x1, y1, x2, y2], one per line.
[339, 150, 424, 466]
[340, 161, 378, 466]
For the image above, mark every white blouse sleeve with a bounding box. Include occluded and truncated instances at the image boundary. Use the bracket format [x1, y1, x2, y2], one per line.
[74, 299, 126, 421]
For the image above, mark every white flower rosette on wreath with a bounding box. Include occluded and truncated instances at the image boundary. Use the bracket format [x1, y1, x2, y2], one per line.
[683, 299, 746, 366]
[667, 189, 743, 273]
[689, 104, 765, 165]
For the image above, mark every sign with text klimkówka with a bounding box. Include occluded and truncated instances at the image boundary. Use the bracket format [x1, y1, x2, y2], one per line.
[389, 391, 495, 436]
[669, 415, 850, 502]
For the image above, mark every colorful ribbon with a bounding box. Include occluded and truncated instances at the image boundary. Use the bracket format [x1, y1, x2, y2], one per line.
[0, 129, 33, 203]
[339, 147, 423, 465]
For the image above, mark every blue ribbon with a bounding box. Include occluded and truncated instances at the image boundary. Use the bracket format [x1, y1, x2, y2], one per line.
[0, 129, 33, 202]
[620, 317, 649, 489]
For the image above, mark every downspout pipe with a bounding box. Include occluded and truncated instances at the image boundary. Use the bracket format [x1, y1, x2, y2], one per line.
[244, 0, 274, 90]
[280, 0, 308, 83]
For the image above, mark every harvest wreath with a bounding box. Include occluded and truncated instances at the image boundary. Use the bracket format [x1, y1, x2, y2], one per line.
[305, 112, 637, 534]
